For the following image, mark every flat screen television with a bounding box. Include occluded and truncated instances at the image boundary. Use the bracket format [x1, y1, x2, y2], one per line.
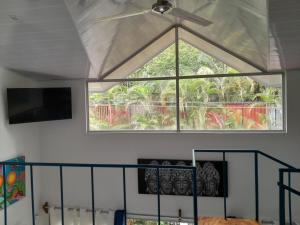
[7, 88, 72, 124]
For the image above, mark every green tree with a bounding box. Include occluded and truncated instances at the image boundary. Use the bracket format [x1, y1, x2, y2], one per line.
[89, 41, 281, 130]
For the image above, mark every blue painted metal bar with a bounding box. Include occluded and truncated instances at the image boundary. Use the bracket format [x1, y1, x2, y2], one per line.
[193, 149, 295, 169]
[123, 167, 127, 225]
[254, 152, 259, 221]
[3, 163, 8, 225]
[30, 165, 36, 225]
[91, 166, 96, 225]
[222, 152, 227, 219]
[277, 169, 300, 225]
[2, 154, 297, 225]
[194, 149, 259, 153]
[288, 172, 292, 225]
[0, 161, 195, 170]
[279, 184, 300, 196]
[280, 168, 300, 173]
[157, 168, 161, 225]
[193, 149, 296, 223]
[2, 154, 295, 172]
[259, 152, 294, 169]
[0, 161, 197, 225]
[60, 166, 65, 225]
[192, 167, 198, 225]
[279, 171, 285, 225]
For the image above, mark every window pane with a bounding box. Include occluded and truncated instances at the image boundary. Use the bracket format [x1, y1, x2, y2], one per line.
[104, 43, 176, 80]
[128, 44, 176, 79]
[179, 40, 239, 76]
[88, 80, 176, 131]
[179, 75, 283, 130]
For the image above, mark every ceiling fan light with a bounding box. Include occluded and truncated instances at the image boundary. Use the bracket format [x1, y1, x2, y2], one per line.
[152, 0, 172, 14]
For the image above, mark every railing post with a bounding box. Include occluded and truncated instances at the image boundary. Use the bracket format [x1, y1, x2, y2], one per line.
[123, 167, 127, 224]
[192, 149, 196, 167]
[3, 163, 7, 225]
[279, 170, 285, 225]
[254, 152, 259, 221]
[59, 166, 65, 225]
[30, 165, 36, 225]
[91, 166, 95, 225]
[288, 172, 292, 225]
[222, 152, 227, 219]
[156, 168, 161, 225]
[192, 167, 198, 225]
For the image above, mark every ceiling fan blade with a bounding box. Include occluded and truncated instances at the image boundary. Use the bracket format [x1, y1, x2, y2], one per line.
[169, 8, 212, 26]
[92, 9, 151, 23]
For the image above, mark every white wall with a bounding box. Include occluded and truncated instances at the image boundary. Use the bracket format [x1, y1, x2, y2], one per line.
[39, 71, 300, 221]
[0, 68, 41, 225]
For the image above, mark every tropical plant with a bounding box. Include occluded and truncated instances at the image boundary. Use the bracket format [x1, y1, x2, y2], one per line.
[89, 41, 281, 130]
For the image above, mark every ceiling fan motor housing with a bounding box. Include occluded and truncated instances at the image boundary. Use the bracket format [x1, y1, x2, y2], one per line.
[152, 0, 173, 14]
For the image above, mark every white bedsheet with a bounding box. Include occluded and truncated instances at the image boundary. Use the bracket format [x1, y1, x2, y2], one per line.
[48, 207, 114, 225]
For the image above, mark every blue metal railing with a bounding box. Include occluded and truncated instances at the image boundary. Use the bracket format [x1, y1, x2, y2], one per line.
[1, 151, 297, 225]
[192, 149, 295, 222]
[0, 162, 198, 225]
[278, 168, 300, 225]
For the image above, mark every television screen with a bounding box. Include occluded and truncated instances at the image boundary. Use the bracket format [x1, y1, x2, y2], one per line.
[7, 88, 72, 124]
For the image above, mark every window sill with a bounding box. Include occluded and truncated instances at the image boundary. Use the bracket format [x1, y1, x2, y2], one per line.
[86, 129, 287, 135]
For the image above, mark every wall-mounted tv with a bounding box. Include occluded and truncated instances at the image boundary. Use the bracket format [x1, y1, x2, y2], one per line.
[7, 88, 72, 124]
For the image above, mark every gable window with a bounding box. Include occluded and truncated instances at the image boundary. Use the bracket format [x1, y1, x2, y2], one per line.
[87, 28, 284, 132]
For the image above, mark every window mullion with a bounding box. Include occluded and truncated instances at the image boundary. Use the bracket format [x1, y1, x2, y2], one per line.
[175, 26, 180, 132]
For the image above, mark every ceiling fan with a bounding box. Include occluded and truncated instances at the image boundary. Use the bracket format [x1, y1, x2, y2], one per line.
[91, 0, 213, 26]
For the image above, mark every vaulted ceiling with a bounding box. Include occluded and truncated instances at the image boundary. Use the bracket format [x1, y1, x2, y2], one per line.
[0, 0, 299, 80]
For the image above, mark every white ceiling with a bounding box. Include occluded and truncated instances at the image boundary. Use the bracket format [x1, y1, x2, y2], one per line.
[0, 0, 89, 79]
[269, 0, 300, 70]
[0, 0, 299, 80]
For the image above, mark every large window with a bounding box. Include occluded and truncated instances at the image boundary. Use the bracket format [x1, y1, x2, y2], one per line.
[88, 39, 284, 132]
